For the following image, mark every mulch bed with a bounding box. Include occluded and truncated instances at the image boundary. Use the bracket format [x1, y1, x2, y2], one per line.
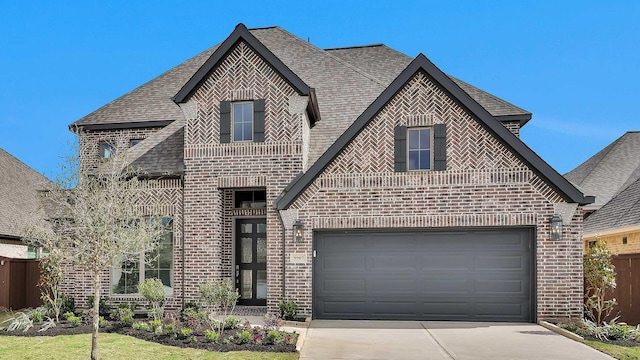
[1, 320, 297, 353]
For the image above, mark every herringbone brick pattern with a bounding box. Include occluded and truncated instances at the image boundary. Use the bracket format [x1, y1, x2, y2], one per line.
[188, 41, 299, 146]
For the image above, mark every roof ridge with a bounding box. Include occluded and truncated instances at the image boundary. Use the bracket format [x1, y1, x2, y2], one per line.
[266, 27, 388, 87]
[324, 43, 385, 51]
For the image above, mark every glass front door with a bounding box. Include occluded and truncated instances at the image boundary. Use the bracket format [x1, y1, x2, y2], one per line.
[236, 218, 267, 306]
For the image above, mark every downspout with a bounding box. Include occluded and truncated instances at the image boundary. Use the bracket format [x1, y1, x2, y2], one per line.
[277, 210, 286, 299]
[180, 172, 186, 310]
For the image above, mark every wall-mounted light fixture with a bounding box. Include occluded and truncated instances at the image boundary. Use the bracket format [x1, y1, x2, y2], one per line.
[550, 214, 563, 241]
[293, 219, 303, 243]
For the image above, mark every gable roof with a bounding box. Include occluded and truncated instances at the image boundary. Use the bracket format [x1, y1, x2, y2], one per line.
[274, 54, 593, 209]
[0, 148, 52, 239]
[325, 44, 532, 125]
[565, 131, 640, 211]
[173, 23, 320, 125]
[70, 24, 540, 175]
[584, 176, 640, 233]
[124, 119, 185, 175]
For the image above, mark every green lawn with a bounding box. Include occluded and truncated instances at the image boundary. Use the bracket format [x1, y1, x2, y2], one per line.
[584, 340, 640, 360]
[0, 333, 299, 360]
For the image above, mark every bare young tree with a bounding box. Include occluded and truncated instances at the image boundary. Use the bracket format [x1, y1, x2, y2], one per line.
[23, 140, 168, 360]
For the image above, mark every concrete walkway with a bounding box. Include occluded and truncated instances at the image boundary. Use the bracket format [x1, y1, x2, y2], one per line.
[298, 320, 615, 360]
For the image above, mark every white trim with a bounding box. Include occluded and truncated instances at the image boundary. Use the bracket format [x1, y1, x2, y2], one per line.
[584, 223, 640, 239]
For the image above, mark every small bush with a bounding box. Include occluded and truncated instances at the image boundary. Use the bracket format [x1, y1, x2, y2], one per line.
[164, 323, 176, 335]
[278, 298, 299, 321]
[67, 315, 81, 327]
[178, 327, 193, 340]
[58, 294, 76, 315]
[63, 311, 75, 320]
[132, 321, 151, 332]
[182, 306, 207, 333]
[110, 306, 134, 326]
[263, 314, 282, 331]
[224, 316, 242, 330]
[138, 278, 165, 321]
[235, 330, 253, 344]
[149, 319, 163, 333]
[31, 311, 43, 323]
[204, 329, 220, 342]
[86, 296, 110, 317]
[267, 329, 284, 344]
[98, 316, 107, 328]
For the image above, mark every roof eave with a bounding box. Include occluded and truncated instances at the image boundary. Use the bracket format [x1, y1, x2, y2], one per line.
[69, 120, 174, 133]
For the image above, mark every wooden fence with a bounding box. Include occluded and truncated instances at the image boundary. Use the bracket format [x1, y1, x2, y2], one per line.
[0, 257, 42, 309]
[605, 254, 640, 325]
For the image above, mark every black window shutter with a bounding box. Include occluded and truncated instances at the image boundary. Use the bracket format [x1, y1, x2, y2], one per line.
[433, 123, 447, 171]
[220, 101, 231, 143]
[253, 99, 265, 142]
[394, 125, 407, 172]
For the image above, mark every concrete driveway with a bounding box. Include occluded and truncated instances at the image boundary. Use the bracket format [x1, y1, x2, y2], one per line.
[298, 320, 614, 360]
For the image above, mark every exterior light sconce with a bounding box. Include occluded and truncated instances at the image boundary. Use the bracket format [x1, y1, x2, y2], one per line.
[293, 219, 304, 243]
[550, 214, 563, 241]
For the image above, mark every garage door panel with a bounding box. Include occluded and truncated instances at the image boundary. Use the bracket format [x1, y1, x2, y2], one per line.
[314, 228, 533, 322]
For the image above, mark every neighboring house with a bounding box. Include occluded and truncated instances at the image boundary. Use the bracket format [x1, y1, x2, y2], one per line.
[0, 148, 51, 259]
[64, 24, 593, 322]
[564, 131, 640, 250]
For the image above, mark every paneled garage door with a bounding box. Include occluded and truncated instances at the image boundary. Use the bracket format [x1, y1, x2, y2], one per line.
[313, 228, 534, 322]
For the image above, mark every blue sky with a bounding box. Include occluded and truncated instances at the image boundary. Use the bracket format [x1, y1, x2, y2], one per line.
[1, 1, 638, 179]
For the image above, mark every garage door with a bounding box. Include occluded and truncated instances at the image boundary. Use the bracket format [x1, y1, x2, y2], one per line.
[314, 228, 533, 322]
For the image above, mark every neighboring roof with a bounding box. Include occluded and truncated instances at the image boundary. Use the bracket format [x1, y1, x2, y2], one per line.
[565, 131, 640, 211]
[584, 176, 640, 233]
[0, 148, 52, 239]
[326, 44, 532, 125]
[274, 54, 593, 209]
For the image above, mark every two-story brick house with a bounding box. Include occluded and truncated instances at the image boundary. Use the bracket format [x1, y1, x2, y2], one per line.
[65, 24, 593, 322]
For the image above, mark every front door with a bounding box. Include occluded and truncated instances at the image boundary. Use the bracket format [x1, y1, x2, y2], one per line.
[236, 218, 267, 306]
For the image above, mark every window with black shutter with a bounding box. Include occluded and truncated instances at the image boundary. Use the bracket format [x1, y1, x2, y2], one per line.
[219, 99, 266, 143]
[394, 123, 446, 172]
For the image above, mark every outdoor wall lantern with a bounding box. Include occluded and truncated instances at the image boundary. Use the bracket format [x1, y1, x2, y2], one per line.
[550, 214, 563, 241]
[293, 219, 304, 243]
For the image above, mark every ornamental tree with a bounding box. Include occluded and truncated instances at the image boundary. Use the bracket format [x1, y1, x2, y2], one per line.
[584, 238, 617, 325]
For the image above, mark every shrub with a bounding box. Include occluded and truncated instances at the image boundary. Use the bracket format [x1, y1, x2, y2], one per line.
[199, 279, 239, 334]
[178, 327, 193, 339]
[164, 323, 176, 335]
[224, 316, 242, 330]
[182, 306, 207, 333]
[98, 316, 107, 328]
[235, 330, 253, 344]
[58, 294, 76, 316]
[63, 311, 75, 320]
[1, 311, 34, 332]
[110, 306, 134, 326]
[267, 329, 284, 344]
[204, 329, 220, 342]
[86, 296, 110, 317]
[149, 319, 163, 333]
[263, 314, 282, 331]
[132, 321, 151, 332]
[31, 310, 43, 323]
[67, 315, 81, 327]
[278, 298, 299, 321]
[137, 278, 165, 321]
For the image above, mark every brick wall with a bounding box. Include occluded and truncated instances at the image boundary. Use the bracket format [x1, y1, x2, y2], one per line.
[284, 70, 584, 320]
[78, 127, 161, 171]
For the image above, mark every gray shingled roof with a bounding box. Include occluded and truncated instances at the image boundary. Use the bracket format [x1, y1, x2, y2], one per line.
[565, 131, 640, 211]
[0, 148, 52, 238]
[129, 121, 185, 174]
[584, 176, 640, 233]
[326, 44, 531, 121]
[72, 26, 534, 171]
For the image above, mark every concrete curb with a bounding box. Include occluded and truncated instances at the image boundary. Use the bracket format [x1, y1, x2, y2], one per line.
[539, 320, 585, 343]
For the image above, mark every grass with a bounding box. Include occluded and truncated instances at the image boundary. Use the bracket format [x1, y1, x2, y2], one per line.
[584, 340, 640, 360]
[0, 333, 299, 360]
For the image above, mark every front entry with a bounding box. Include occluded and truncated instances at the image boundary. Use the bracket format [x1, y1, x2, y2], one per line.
[236, 218, 267, 306]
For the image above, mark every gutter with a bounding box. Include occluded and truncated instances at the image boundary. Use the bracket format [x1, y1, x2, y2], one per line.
[277, 211, 286, 298]
[180, 172, 186, 310]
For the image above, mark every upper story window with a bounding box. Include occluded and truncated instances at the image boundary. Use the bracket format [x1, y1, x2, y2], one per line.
[100, 142, 116, 158]
[233, 102, 254, 142]
[234, 190, 267, 209]
[130, 139, 143, 147]
[394, 123, 446, 172]
[220, 99, 265, 143]
[408, 128, 432, 171]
